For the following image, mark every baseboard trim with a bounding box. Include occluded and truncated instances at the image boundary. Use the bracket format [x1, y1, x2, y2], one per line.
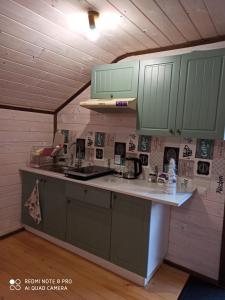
[164, 259, 219, 286]
[0, 227, 24, 239]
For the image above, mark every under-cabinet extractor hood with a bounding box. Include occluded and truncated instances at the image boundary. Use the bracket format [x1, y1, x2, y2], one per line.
[80, 98, 136, 112]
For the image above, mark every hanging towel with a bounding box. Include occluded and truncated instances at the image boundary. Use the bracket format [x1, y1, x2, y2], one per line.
[24, 179, 42, 224]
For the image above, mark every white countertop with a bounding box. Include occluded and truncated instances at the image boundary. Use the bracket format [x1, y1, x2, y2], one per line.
[20, 167, 195, 207]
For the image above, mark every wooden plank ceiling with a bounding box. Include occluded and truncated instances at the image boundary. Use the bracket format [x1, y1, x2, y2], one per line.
[0, 0, 225, 112]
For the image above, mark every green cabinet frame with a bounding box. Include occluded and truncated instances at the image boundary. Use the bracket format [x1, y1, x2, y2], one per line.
[91, 60, 139, 99]
[137, 55, 180, 136]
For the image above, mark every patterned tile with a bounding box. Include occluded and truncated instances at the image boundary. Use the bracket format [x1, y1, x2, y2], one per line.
[178, 159, 194, 178]
[150, 151, 164, 173]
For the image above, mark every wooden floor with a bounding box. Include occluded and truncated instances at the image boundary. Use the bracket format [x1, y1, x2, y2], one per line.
[0, 231, 188, 300]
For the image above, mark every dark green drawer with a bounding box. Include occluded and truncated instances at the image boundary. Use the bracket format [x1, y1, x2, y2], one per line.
[66, 182, 86, 200]
[85, 187, 111, 209]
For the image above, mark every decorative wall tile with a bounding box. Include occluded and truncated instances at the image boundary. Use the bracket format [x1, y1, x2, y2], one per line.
[95, 148, 104, 160]
[138, 135, 151, 152]
[213, 140, 225, 159]
[212, 159, 225, 178]
[179, 143, 196, 160]
[105, 133, 116, 147]
[114, 142, 126, 165]
[86, 148, 94, 162]
[178, 159, 194, 178]
[86, 131, 94, 148]
[151, 137, 165, 152]
[104, 146, 114, 159]
[61, 129, 69, 143]
[195, 139, 214, 160]
[194, 159, 212, 178]
[76, 138, 85, 159]
[139, 153, 149, 167]
[127, 133, 138, 153]
[95, 132, 105, 147]
[163, 147, 180, 173]
[149, 152, 164, 173]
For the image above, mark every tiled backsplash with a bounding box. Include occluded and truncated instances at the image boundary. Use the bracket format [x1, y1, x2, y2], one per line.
[58, 128, 225, 187]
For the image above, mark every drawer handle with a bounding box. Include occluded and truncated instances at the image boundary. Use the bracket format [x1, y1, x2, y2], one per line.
[169, 129, 174, 135]
[177, 129, 181, 135]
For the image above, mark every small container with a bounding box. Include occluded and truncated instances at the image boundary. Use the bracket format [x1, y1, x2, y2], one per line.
[30, 146, 53, 168]
[149, 172, 157, 183]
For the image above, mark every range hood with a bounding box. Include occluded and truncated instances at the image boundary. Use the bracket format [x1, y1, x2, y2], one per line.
[80, 98, 136, 112]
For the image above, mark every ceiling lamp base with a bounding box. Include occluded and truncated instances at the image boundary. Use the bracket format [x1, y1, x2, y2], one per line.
[88, 10, 99, 29]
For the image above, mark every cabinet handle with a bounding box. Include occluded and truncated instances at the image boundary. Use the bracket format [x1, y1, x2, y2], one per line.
[110, 94, 113, 99]
[67, 199, 71, 204]
[84, 189, 87, 194]
[169, 129, 174, 135]
[177, 129, 181, 135]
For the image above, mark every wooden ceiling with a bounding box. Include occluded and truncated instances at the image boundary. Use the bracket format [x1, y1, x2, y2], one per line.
[0, 0, 225, 113]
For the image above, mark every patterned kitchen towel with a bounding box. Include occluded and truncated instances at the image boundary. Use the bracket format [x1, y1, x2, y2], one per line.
[24, 179, 42, 224]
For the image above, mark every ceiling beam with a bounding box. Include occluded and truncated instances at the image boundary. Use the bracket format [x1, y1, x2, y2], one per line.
[0, 104, 54, 114]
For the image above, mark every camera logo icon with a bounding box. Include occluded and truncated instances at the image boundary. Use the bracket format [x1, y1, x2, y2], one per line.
[9, 279, 21, 291]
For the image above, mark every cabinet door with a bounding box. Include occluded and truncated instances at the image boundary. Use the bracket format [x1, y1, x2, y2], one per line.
[66, 186, 111, 260]
[110, 193, 151, 276]
[91, 61, 139, 99]
[137, 56, 181, 136]
[43, 177, 66, 241]
[21, 171, 44, 231]
[176, 49, 225, 138]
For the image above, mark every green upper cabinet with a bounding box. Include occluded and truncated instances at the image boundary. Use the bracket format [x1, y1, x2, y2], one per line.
[137, 48, 225, 139]
[91, 60, 139, 99]
[176, 49, 225, 139]
[137, 56, 181, 136]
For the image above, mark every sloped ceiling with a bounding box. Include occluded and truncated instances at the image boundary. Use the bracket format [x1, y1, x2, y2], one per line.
[0, 0, 225, 112]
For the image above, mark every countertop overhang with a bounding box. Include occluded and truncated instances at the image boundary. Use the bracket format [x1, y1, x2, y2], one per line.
[20, 167, 195, 207]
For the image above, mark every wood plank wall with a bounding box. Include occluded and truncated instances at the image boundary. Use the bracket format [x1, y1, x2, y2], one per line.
[0, 109, 53, 236]
[57, 41, 225, 280]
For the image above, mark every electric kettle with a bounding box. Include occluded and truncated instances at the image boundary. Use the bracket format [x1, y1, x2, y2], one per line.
[123, 157, 142, 179]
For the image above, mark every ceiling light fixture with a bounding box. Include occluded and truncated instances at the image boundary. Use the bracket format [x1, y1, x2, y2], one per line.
[66, 10, 120, 41]
[87, 10, 100, 41]
[88, 10, 99, 29]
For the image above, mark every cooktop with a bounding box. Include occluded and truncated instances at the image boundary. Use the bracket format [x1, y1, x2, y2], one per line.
[64, 165, 114, 180]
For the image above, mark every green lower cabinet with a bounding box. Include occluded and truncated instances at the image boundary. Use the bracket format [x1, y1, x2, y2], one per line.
[21, 171, 45, 231]
[110, 192, 151, 276]
[66, 184, 111, 260]
[42, 178, 66, 241]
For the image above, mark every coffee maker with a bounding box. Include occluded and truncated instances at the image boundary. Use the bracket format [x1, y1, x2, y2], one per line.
[123, 157, 142, 179]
